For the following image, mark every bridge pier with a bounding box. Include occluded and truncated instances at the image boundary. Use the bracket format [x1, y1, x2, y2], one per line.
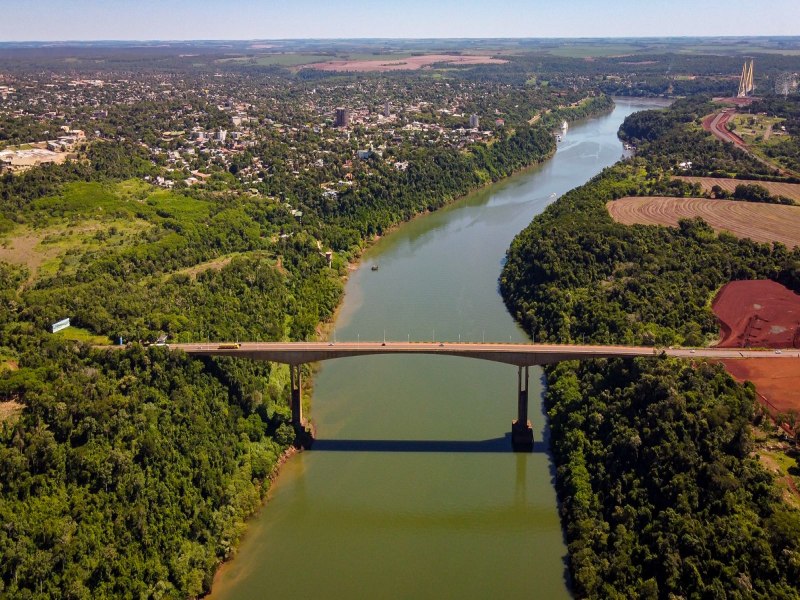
[290, 364, 303, 428]
[511, 365, 534, 452]
[290, 364, 313, 448]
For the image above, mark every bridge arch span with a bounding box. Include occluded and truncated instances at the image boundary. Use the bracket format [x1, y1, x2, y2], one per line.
[155, 341, 794, 451]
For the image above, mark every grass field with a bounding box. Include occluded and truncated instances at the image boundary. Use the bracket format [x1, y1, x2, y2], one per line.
[607, 196, 800, 248]
[169, 252, 243, 280]
[0, 400, 23, 424]
[756, 443, 800, 509]
[677, 44, 800, 56]
[54, 326, 112, 345]
[30, 180, 211, 223]
[0, 218, 150, 280]
[545, 44, 648, 58]
[254, 54, 333, 67]
[218, 54, 333, 67]
[0, 179, 214, 282]
[729, 113, 785, 144]
[32, 182, 120, 215]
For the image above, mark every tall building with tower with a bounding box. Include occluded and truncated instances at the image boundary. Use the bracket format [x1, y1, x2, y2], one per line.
[469, 114, 480, 129]
[334, 107, 350, 127]
[384, 101, 391, 117]
[738, 59, 755, 98]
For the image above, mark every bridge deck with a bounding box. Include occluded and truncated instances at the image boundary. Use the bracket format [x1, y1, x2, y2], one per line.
[165, 341, 798, 367]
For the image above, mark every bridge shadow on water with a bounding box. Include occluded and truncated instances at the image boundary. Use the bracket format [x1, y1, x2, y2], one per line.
[311, 434, 547, 454]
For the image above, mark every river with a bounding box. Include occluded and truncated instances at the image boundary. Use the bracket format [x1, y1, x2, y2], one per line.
[210, 98, 668, 599]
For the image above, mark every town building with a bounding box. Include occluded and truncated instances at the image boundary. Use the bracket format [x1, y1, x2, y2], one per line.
[335, 107, 350, 127]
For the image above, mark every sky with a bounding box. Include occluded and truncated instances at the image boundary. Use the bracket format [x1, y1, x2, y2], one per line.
[1, 0, 799, 41]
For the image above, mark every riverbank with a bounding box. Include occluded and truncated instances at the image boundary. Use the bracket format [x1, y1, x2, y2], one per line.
[308, 96, 616, 401]
[208, 98, 658, 600]
[207, 106, 572, 594]
[500, 98, 800, 597]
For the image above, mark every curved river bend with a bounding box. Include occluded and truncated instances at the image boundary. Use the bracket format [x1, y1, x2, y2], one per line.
[211, 99, 667, 599]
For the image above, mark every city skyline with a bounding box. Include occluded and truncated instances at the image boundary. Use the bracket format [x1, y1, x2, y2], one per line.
[2, 0, 799, 41]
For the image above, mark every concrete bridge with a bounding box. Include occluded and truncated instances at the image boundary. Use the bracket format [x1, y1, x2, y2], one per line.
[168, 341, 797, 451]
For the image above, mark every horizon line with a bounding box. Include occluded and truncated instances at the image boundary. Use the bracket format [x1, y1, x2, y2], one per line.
[3, 34, 800, 44]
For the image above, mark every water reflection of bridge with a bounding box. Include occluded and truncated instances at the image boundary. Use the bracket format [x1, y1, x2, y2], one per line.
[168, 341, 796, 451]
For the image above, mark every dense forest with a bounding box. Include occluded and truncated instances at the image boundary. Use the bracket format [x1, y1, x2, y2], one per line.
[0, 91, 616, 597]
[0, 338, 294, 598]
[547, 357, 800, 599]
[501, 99, 800, 597]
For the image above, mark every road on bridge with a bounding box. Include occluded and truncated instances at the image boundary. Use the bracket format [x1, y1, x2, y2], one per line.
[166, 341, 798, 367]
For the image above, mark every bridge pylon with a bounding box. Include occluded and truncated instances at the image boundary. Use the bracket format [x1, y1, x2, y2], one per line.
[511, 366, 534, 452]
[290, 364, 303, 428]
[290, 364, 314, 448]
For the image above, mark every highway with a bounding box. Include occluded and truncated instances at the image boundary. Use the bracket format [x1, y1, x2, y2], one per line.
[164, 341, 799, 367]
[703, 107, 797, 177]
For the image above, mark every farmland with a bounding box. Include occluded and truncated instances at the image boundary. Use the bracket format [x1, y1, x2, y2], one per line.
[217, 53, 334, 67]
[308, 54, 508, 72]
[606, 196, 800, 248]
[675, 176, 800, 202]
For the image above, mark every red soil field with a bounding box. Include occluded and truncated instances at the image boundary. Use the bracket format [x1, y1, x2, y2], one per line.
[721, 358, 800, 415]
[606, 196, 800, 248]
[309, 54, 507, 72]
[713, 280, 800, 415]
[713, 280, 800, 349]
[712, 97, 757, 108]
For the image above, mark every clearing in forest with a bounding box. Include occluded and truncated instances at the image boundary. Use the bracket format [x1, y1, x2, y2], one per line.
[606, 196, 800, 248]
[723, 358, 800, 416]
[0, 400, 23, 424]
[0, 219, 149, 281]
[712, 280, 800, 420]
[170, 253, 241, 280]
[713, 280, 800, 350]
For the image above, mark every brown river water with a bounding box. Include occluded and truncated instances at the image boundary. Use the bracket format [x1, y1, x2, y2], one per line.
[210, 99, 669, 599]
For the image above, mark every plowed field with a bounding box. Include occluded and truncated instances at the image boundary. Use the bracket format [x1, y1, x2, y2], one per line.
[675, 176, 800, 202]
[606, 196, 800, 248]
